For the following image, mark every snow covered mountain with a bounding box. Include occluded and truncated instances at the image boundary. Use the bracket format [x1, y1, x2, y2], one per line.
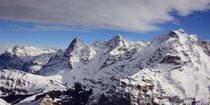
[0, 29, 210, 105]
[0, 69, 66, 104]
[0, 46, 59, 73]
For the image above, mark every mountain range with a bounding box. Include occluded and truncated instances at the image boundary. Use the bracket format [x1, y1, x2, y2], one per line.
[0, 29, 210, 105]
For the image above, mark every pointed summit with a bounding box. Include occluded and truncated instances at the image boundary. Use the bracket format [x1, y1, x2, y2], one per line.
[113, 34, 123, 40]
[70, 37, 83, 45]
[106, 34, 128, 48]
[63, 37, 85, 57]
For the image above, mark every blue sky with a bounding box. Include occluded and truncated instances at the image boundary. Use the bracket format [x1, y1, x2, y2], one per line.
[0, 0, 210, 53]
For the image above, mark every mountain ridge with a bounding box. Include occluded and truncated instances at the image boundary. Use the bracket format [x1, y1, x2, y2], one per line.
[0, 29, 210, 105]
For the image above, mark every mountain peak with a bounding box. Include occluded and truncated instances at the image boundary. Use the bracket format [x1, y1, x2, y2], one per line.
[176, 28, 185, 33]
[159, 29, 188, 42]
[106, 34, 128, 48]
[1, 29, 210, 105]
[113, 34, 123, 39]
[167, 28, 186, 37]
[73, 37, 82, 43]
[171, 28, 188, 37]
[63, 37, 85, 57]
[4, 46, 58, 57]
[5, 46, 45, 56]
[149, 29, 190, 49]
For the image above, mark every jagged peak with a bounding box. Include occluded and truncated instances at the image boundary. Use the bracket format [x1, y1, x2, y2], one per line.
[73, 37, 83, 43]
[68, 37, 84, 48]
[10, 45, 36, 51]
[113, 34, 123, 40]
[63, 37, 85, 57]
[5, 46, 44, 56]
[4, 46, 58, 57]
[168, 28, 188, 38]
[106, 34, 128, 48]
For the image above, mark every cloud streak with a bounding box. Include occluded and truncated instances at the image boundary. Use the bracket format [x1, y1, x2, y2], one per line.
[9, 24, 89, 32]
[0, 0, 210, 32]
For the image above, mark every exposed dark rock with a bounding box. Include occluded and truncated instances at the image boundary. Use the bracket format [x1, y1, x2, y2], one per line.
[200, 40, 210, 56]
[160, 55, 181, 65]
[97, 93, 130, 105]
[0, 93, 34, 104]
[63, 38, 84, 58]
[169, 96, 184, 103]
[34, 82, 93, 105]
[106, 35, 126, 48]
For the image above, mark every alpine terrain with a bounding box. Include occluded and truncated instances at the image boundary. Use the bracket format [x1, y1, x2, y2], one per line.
[0, 29, 210, 105]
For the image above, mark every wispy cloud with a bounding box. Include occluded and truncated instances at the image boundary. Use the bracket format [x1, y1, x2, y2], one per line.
[0, 0, 210, 32]
[9, 24, 89, 32]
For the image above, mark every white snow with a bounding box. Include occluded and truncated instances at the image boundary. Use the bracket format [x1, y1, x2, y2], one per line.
[0, 69, 66, 97]
[0, 98, 10, 105]
[1, 29, 210, 104]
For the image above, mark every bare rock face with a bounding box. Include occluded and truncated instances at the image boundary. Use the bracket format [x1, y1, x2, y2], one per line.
[160, 55, 181, 65]
[200, 40, 210, 56]
[63, 38, 85, 58]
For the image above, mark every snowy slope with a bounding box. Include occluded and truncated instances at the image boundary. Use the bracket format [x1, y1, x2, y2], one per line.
[39, 35, 148, 86]
[119, 29, 210, 104]
[0, 69, 66, 97]
[0, 29, 210, 104]
[0, 46, 59, 73]
[0, 98, 10, 105]
[38, 29, 210, 104]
